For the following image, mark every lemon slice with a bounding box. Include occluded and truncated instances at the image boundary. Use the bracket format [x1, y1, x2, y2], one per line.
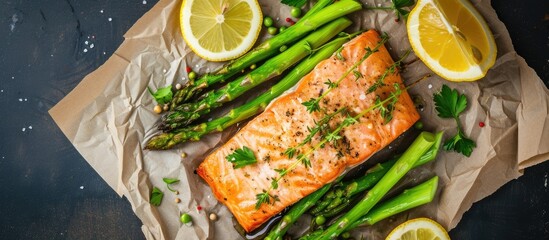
[407, 0, 496, 81]
[386, 218, 450, 240]
[180, 0, 263, 62]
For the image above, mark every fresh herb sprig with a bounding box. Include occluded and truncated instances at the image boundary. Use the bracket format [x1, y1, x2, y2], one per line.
[366, 0, 415, 20]
[284, 107, 348, 159]
[163, 178, 180, 192]
[150, 187, 164, 206]
[302, 33, 390, 113]
[256, 83, 406, 209]
[226, 146, 258, 169]
[367, 49, 411, 94]
[148, 86, 173, 105]
[433, 85, 476, 157]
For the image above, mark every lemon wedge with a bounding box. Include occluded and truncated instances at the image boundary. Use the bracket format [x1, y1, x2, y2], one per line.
[386, 218, 450, 240]
[407, 0, 496, 81]
[180, 0, 263, 62]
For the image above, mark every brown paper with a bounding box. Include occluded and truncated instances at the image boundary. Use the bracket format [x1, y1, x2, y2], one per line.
[49, 0, 549, 239]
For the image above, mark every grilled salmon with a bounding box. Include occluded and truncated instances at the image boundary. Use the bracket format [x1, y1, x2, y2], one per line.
[197, 30, 420, 232]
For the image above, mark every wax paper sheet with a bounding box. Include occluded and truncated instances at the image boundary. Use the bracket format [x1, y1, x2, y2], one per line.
[49, 0, 549, 239]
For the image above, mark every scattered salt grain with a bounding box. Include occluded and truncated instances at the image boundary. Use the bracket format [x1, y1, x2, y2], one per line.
[84, 41, 89, 45]
[103, 52, 106, 55]
[108, 17, 112, 22]
[18, 98, 22, 102]
[428, 84, 433, 89]
[1, 90, 3, 93]
[80, 186, 84, 190]
[545, 173, 548, 188]
[24, 98, 27, 101]
[50, 54, 54, 57]
[163, 69, 167, 73]
[83, 49, 88, 53]
[22, 128, 26, 132]
[90, 44, 94, 49]
[359, 93, 366, 100]
[100, 10, 104, 13]
[143, 0, 147, 4]
[28, 126, 32, 129]
[11, 76, 14, 79]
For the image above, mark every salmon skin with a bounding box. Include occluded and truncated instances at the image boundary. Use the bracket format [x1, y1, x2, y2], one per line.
[197, 30, 420, 232]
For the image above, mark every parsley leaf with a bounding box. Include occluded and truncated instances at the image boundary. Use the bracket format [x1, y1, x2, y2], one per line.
[150, 187, 164, 206]
[433, 85, 468, 119]
[162, 178, 179, 192]
[443, 131, 476, 157]
[281, 0, 308, 8]
[392, 0, 415, 19]
[226, 146, 257, 169]
[433, 85, 476, 157]
[148, 86, 173, 105]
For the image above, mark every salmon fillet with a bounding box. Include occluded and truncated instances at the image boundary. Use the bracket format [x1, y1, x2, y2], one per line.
[197, 31, 420, 232]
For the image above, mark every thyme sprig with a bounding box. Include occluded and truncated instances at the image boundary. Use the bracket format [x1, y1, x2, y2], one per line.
[284, 107, 348, 158]
[256, 83, 406, 209]
[302, 33, 390, 113]
[367, 49, 412, 94]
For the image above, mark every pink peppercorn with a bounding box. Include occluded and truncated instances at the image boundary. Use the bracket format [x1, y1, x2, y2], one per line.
[479, 122, 485, 127]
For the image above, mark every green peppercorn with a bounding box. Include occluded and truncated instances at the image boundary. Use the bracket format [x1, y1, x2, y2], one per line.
[279, 45, 287, 52]
[279, 26, 287, 32]
[267, 26, 278, 35]
[263, 17, 274, 27]
[290, 7, 302, 18]
[188, 71, 196, 80]
[414, 121, 424, 129]
[315, 215, 326, 225]
[180, 213, 192, 224]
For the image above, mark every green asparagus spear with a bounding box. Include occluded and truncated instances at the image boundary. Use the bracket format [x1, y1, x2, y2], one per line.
[300, 176, 439, 239]
[169, 0, 362, 109]
[146, 30, 355, 150]
[348, 176, 439, 229]
[316, 131, 436, 239]
[311, 131, 443, 217]
[160, 18, 353, 129]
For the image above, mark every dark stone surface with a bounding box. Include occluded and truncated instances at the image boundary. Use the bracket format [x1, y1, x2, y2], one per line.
[0, 0, 546, 239]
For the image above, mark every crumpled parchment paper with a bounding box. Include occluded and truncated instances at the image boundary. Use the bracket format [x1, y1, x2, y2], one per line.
[49, 0, 549, 239]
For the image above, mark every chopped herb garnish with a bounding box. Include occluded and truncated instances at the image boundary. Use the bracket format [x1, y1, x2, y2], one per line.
[148, 86, 173, 105]
[433, 85, 476, 157]
[163, 178, 180, 192]
[226, 146, 257, 169]
[150, 187, 164, 206]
